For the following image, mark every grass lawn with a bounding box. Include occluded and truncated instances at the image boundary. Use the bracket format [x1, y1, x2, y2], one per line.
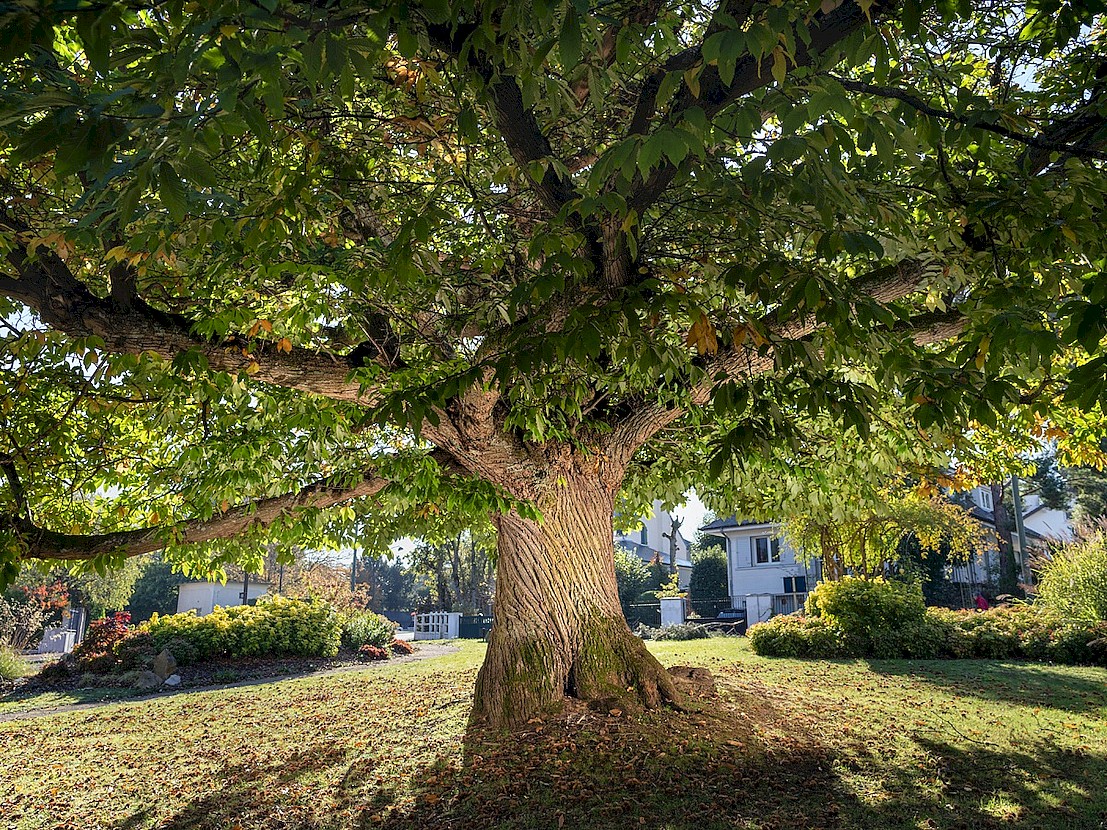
[2, 639, 1106, 830]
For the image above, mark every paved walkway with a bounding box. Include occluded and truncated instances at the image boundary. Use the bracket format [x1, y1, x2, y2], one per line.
[0, 641, 459, 723]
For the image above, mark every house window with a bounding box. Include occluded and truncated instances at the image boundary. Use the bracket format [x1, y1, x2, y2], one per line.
[753, 536, 781, 565]
[783, 576, 807, 593]
[640, 526, 649, 545]
[978, 488, 993, 510]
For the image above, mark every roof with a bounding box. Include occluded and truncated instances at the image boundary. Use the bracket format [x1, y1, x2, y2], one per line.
[616, 540, 693, 568]
[699, 516, 776, 535]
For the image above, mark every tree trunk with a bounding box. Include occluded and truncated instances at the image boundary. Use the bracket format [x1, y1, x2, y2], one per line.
[471, 477, 682, 729]
[991, 483, 1020, 595]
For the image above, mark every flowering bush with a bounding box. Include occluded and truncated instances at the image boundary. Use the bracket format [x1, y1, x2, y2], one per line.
[390, 638, 415, 655]
[357, 644, 390, 661]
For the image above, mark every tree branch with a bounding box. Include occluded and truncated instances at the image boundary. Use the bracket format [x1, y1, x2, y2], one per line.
[827, 75, 1107, 165]
[628, 0, 892, 212]
[5, 470, 392, 562]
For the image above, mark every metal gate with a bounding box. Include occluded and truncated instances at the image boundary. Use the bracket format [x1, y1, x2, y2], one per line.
[458, 615, 494, 639]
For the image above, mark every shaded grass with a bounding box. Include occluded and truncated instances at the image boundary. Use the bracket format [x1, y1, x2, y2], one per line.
[2, 639, 1106, 829]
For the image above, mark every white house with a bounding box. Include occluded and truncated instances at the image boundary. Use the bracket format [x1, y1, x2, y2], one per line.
[176, 579, 270, 616]
[951, 486, 1074, 587]
[699, 518, 820, 626]
[615, 501, 693, 588]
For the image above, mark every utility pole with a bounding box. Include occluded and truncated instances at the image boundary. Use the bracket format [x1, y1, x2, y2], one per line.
[241, 570, 249, 606]
[1011, 476, 1030, 584]
[350, 546, 358, 593]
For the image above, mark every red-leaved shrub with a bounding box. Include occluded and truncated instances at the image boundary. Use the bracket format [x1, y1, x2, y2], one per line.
[390, 638, 414, 655]
[357, 644, 390, 661]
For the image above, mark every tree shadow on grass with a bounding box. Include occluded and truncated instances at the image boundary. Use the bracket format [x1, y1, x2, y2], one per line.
[102, 669, 1107, 830]
[865, 658, 1107, 715]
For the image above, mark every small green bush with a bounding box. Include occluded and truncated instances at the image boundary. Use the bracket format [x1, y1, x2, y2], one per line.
[340, 610, 397, 650]
[654, 623, 710, 641]
[143, 595, 341, 662]
[0, 645, 29, 680]
[806, 577, 925, 651]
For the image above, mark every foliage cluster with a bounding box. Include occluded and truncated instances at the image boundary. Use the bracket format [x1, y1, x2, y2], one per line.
[804, 576, 927, 656]
[750, 602, 1107, 665]
[785, 491, 992, 581]
[1036, 526, 1107, 622]
[689, 545, 729, 604]
[0, 645, 29, 681]
[390, 638, 415, 655]
[339, 609, 398, 650]
[635, 623, 711, 642]
[67, 611, 133, 673]
[0, 579, 68, 650]
[144, 596, 341, 664]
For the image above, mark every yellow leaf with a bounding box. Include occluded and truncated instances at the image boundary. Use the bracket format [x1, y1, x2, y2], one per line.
[247, 322, 261, 338]
[684, 65, 701, 98]
[974, 335, 991, 370]
[1062, 226, 1077, 243]
[259, 319, 273, 333]
[771, 47, 787, 85]
[277, 338, 293, 353]
[686, 312, 718, 356]
[245, 361, 261, 375]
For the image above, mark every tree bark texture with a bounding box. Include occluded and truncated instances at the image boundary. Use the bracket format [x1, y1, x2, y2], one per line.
[471, 476, 681, 729]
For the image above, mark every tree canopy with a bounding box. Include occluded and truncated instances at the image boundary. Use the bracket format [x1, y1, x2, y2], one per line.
[2, 0, 1106, 725]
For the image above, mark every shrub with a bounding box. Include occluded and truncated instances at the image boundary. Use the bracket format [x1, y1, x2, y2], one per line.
[390, 638, 415, 655]
[750, 599, 1107, 666]
[1036, 528, 1107, 622]
[340, 610, 397, 650]
[115, 631, 157, 670]
[143, 595, 341, 662]
[357, 644, 390, 661]
[0, 645, 30, 680]
[70, 612, 132, 673]
[654, 623, 710, 641]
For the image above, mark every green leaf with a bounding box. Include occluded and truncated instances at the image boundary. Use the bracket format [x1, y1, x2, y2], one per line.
[158, 162, 188, 222]
[559, 8, 582, 68]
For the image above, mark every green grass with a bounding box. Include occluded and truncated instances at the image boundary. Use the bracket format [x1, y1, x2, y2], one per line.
[2, 639, 1106, 829]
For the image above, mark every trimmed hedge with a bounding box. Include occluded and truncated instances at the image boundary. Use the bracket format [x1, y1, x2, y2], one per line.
[749, 602, 1107, 665]
[143, 595, 341, 663]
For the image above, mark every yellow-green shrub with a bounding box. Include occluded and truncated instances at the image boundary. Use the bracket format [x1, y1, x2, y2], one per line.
[143, 595, 340, 663]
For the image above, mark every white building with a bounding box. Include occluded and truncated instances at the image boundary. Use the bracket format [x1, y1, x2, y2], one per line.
[176, 579, 270, 616]
[952, 486, 1074, 587]
[699, 518, 820, 626]
[615, 501, 692, 589]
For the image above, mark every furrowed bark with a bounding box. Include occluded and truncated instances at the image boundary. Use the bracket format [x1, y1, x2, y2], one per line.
[472, 472, 681, 729]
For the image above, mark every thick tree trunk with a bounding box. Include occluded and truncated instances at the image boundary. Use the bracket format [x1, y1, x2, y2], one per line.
[471, 477, 682, 729]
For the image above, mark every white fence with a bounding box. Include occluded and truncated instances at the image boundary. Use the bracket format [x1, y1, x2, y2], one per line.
[413, 612, 461, 640]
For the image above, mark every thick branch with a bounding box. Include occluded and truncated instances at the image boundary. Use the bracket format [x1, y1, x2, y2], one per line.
[0, 215, 372, 405]
[6, 471, 391, 562]
[629, 0, 891, 211]
[605, 290, 964, 466]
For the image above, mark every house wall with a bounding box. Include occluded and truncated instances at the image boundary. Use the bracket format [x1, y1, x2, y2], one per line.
[712, 524, 819, 623]
[614, 500, 693, 588]
[176, 581, 270, 616]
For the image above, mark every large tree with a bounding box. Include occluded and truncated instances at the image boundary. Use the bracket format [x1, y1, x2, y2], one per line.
[1, 0, 1106, 728]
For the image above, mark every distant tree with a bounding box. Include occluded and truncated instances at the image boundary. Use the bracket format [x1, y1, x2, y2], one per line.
[409, 530, 495, 614]
[125, 554, 184, 622]
[358, 555, 416, 612]
[613, 546, 651, 617]
[689, 546, 729, 606]
[65, 558, 144, 618]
